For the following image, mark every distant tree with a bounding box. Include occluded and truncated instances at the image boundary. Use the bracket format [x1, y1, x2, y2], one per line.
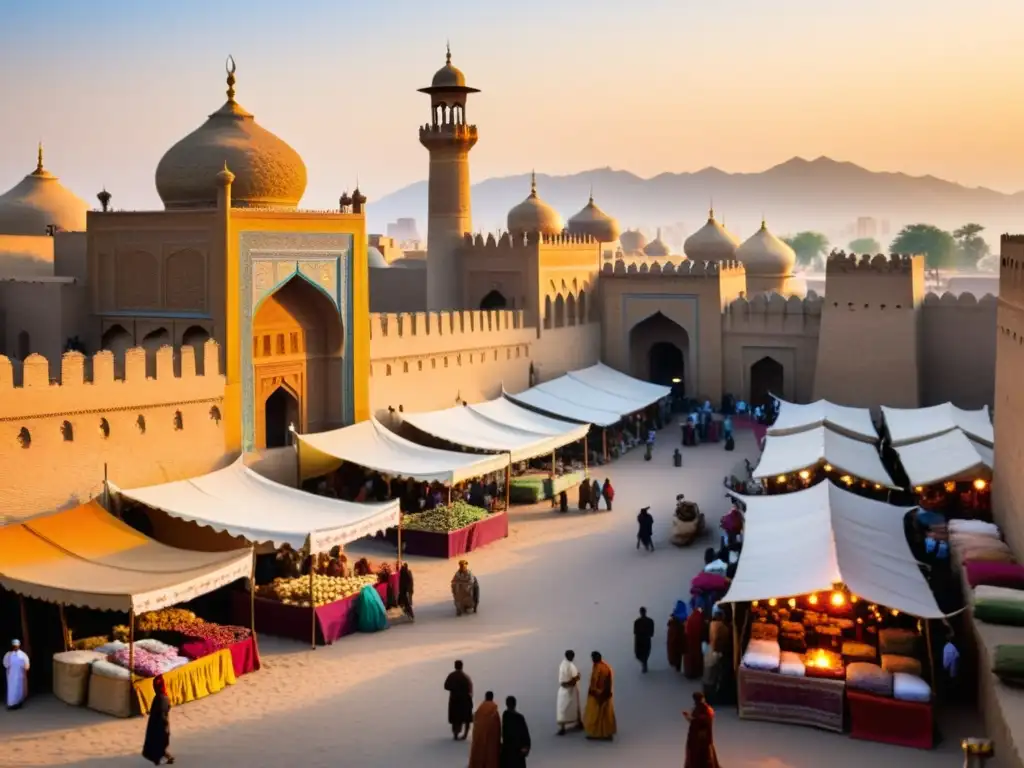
[782, 231, 830, 268]
[952, 223, 990, 270]
[889, 224, 957, 274]
[848, 237, 881, 254]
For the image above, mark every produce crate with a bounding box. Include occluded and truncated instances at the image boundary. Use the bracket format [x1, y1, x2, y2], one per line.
[402, 512, 509, 558]
[509, 470, 587, 504]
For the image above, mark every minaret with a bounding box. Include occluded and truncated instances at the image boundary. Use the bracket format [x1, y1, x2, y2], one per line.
[419, 44, 479, 310]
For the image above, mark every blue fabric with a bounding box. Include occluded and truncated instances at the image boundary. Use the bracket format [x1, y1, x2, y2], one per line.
[937, 541, 949, 559]
[916, 509, 945, 528]
[356, 585, 389, 632]
[672, 600, 690, 621]
[925, 537, 937, 554]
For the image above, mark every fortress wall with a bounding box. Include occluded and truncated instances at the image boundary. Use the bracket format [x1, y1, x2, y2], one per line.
[0, 341, 226, 521]
[531, 324, 601, 381]
[369, 267, 427, 313]
[919, 292, 997, 408]
[995, 236, 1024, 557]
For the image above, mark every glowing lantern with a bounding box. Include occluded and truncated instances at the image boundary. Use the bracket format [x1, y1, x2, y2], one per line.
[776, 475, 787, 483]
[830, 591, 846, 608]
[974, 479, 988, 491]
[808, 594, 819, 606]
[752, 601, 759, 607]
[768, 597, 778, 607]
[850, 595, 859, 604]
[944, 481, 956, 493]
[806, 649, 835, 669]
[914, 486, 923, 493]
[841, 475, 853, 485]
[788, 598, 797, 608]
[891, 609, 900, 617]
[823, 464, 833, 472]
[873, 484, 882, 489]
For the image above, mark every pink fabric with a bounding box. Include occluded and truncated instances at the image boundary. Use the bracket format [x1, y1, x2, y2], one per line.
[964, 560, 1024, 589]
[228, 636, 260, 677]
[691, 573, 729, 595]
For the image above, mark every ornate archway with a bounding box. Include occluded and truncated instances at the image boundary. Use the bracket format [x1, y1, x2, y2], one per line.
[265, 385, 300, 448]
[479, 290, 507, 310]
[749, 356, 784, 409]
[629, 312, 690, 398]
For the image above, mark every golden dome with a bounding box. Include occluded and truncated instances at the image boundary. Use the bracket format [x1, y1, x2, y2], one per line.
[567, 191, 620, 242]
[618, 229, 647, 253]
[736, 219, 797, 275]
[683, 208, 740, 261]
[643, 228, 671, 257]
[0, 144, 89, 235]
[419, 45, 479, 94]
[155, 58, 307, 210]
[507, 172, 563, 236]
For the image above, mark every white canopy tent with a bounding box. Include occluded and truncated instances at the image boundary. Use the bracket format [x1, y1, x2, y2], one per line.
[881, 403, 994, 447]
[768, 398, 878, 442]
[401, 401, 589, 463]
[567, 362, 671, 404]
[893, 429, 994, 488]
[752, 426, 897, 489]
[720, 482, 944, 618]
[504, 387, 621, 428]
[116, 459, 401, 554]
[296, 418, 509, 485]
[470, 397, 583, 435]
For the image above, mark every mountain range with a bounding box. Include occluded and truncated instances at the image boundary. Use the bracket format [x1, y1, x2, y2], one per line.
[369, 157, 1023, 247]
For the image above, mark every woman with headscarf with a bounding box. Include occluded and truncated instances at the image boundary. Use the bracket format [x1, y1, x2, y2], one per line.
[601, 479, 615, 511]
[683, 607, 705, 679]
[142, 675, 174, 765]
[452, 560, 476, 615]
[578, 479, 591, 511]
[683, 691, 721, 768]
[398, 562, 415, 620]
[591, 479, 602, 511]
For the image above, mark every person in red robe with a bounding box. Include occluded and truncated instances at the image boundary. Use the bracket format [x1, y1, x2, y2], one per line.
[666, 615, 685, 672]
[683, 691, 721, 768]
[683, 607, 705, 679]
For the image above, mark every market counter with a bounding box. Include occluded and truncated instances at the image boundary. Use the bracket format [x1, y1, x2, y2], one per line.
[847, 689, 933, 749]
[509, 470, 586, 504]
[133, 646, 237, 715]
[402, 512, 508, 559]
[738, 666, 846, 733]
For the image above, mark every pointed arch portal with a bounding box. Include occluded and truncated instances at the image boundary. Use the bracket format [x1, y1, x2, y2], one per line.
[629, 311, 690, 398]
[749, 356, 784, 409]
[265, 385, 300, 448]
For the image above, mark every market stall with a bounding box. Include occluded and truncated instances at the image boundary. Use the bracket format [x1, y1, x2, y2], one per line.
[752, 426, 897, 493]
[768, 398, 878, 442]
[721, 482, 944, 745]
[881, 403, 994, 447]
[893, 429, 994, 490]
[116, 459, 402, 646]
[566, 362, 671, 404]
[0, 501, 254, 717]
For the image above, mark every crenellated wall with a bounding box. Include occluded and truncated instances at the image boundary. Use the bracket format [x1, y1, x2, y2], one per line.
[0, 340, 227, 521]
[920, 291, 997, 408]
[994, 235, 1024, 556]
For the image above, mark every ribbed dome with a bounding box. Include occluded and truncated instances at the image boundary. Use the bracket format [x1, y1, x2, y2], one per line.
[618, 229, 647, 253]
[0, 145, 89, 235]
[643, 228, 671, 258]
[683, 208, 740, 261]
[567, 192, 620, 242]
[367, 246, 389, 268]
[736, 220, 796, 275]
[507, 172, 563, 237]
[155, 59, 307, 210]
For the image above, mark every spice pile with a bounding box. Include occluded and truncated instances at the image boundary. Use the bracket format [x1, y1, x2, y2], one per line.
[403, 502, 488, 533]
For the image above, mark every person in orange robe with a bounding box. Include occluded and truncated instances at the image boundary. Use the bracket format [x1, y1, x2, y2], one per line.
[583, 651, 617, 741]
[683, 607, 705, 679]
[683, 691, 721, 768]
[468, 691, 501, 768]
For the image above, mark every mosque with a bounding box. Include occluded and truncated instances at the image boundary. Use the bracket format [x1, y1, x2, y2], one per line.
[0, 49, 1000, 517]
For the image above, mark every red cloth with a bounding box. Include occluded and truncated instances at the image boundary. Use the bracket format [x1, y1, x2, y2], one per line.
[402, 512, 509, 558]
[685, 703, 722, 768]
[602, 483, 615, 501]
[228, 636, 260, 677]
[667, 618, 685, 671]
[720, 509, 743, 535]
[847, 689, 933, 749]
[684, 611, 705, 679]
[690, 573, 728, 596]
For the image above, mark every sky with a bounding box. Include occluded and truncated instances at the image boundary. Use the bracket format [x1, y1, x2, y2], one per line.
[2, 0, 1024, 211]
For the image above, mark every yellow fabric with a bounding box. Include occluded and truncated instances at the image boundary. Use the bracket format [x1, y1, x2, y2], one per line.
[133, 649, 237, 715]
[583, 662, 617, 738]
[297, 439, 343, 483]
[28, 501, 150, 558]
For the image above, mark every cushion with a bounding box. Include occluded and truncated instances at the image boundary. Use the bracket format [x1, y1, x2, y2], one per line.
[778, 651, 805, 677]
[780, 621, 804, 635]
[842, 641, 877, 663]
[949, 519, 1001, 537]
[846, 662, 894, 697]
[965, 561, 1024, 590]
[959, 547, 1017, 564]
[976, 585, 1024, 602]
[94, 640, 127, 655]
[893, 673, 932, 703]
[975, 596, 1024, 626]
[134, 638, 178, 656]
[993, 645, 1024, 680]
[90, 659, 131, 680]
[816, 624, 842, 637]
[952, 532, 1005, 550]
[881, 654, 922, 676]
[743, 639, 781, 671]
[879, 628, 919, 657]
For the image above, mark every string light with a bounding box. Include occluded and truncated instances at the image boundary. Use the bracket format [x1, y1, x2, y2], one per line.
[768, 597, 778, 607]
[891, 609, 900, 617]
[914, 486, 923, 493]
[823, 464, 833, 472]
[788, 598, 797, 608]
[850, 595, 859, 604]
[752, 601, 759, 607]
[799, 470, 810, 480]
[841, 475, 853, 485]
[830, 591, 846, 607]
[974, 479, 988, 491]
[808, 594, 819, 606]
[776, 475, 787, 483]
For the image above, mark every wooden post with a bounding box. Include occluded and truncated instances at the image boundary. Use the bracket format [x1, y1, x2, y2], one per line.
[18, 596, 31, 658]
[128, 608, 135, 685]
[504, 464, 511, 512]
[924, 619, 936, 685]
[59, 604, 69, 651]
[309, 563, 317, 650]
[602, 429, 608, 463]
[732, 609, 741, 671]
[294, 431, 302, 489]
[250, 551, 260, 660]
[397, 516, 404, 567]
[448, 486, 453, 505]
[583, 436, 589, 473]
[103, 462, 109, 510]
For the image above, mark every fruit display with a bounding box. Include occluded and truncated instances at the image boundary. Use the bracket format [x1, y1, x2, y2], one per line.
[256, 574, 379, 607]
[403, 502, 488, 533]
[137, 608, 202, 633]
[132, 608, 250, 652]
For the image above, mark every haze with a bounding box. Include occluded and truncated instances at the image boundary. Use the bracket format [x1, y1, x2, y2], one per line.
[2, 0, 1023, 210]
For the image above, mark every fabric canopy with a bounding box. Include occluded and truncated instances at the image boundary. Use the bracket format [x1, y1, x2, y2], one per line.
[882, 403, 994, 447]
[720, 482, 943, 618]
[768, 398, 877, 442]
[893, 429, 995, 488]
[752, 426, 897, 488]
[297, 418, 509, 484]
[117, 459, 400, 554]
[567, 362, 671, 405]
[469, 397, 583, 434]
[402, 401, 589, 463]
[0, 501, 252, 613]
[504, 386, 620, 428]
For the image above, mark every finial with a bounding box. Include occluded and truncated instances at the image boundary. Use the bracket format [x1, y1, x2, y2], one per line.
[446, 41, 452, 65]
[225, 55, 237, 102]
[657, 227, 662, 239]
[761, 214, 766, 230]
[709, 198, 715, 220]
[36, 141, 44, 173]
[530, 170, 537, 196]
[589, 185, 594, 204]
[97, 187, 111, 213]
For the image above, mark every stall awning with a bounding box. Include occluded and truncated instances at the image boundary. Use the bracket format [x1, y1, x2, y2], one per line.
[470, 397, 583, 434]
[893, 429, 994, 488]
[768, 398, 878, 442]
[296, 418, 509, 485]
[402, 401, 589, 463]
[567, 363, 671, 405]
[504, 386, 621, 428]
[116, 459, 400, 554]
[881, 403, 994, 447]
[0, 501, 252, 613]
[720, 482, 943, 618]
[752, 426, 897, 489]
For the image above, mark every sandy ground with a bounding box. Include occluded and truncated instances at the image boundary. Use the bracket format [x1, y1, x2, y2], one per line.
[0, 426, 983, 767]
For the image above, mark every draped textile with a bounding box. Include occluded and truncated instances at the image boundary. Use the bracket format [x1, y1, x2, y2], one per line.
[468, 700, 501, 768]
[583, 661, 617, 738]
[556, 660, 581, 725]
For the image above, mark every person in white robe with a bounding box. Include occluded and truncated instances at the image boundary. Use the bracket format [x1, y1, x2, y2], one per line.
[556, 650, 582, 735]
[3, 639, 30, 710]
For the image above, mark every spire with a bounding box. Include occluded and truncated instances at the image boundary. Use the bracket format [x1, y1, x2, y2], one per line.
[588, 185, 594, 205]
[761, 213, 767, 230]
[530, 170, 537, 197]
[36, 142, 44, 174]
[446, 41, 452, 65]
[656, 227, 662, 239]
[708, 198, 715, 220]
[225, 54, 237, 102]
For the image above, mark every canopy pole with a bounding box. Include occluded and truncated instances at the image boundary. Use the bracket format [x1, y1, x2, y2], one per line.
[59, 604, 69, 652]
[128, 608, 135, 687]
[448, 486, 453, 505]
[397, 515, 404, 568]
[583, 436, 589, 473]
[294, 434, 302, 490]
[732, 608, 741, 672]
[504, 463, 511, 513]
[602, 429, 608, 463]
[18, 596, 31, 658]
[309, 564, 317, 650]
[925, 619, 936, 686]
[103, 462, 109, 511]
[250, 551, 260, 660]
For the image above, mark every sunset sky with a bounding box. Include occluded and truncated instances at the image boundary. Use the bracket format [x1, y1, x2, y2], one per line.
[2, 0, 1023, 210]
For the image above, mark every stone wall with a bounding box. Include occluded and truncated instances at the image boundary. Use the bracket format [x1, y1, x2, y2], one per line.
[995, 236, 1024, 556]
[919, 292, 997, 408]
[369, 265, 427, 313]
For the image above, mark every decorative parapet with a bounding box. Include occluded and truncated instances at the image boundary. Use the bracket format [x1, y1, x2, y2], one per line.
[922, 291, 997, 307]
[725, 291, 823, 318]
[369, 309, 534, 361]
[601, 258, 746, 277]
[460, 231, 598, 249]
[825, 250, 919, 273]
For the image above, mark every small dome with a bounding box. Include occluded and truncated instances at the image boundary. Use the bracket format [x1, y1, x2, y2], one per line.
[568, 192, 620, 242]
[507, 172, 563, 237]
[643, 228, 671, 258]
[619, 229, 647, 253]
[155, 59, 307, 210]
[0, 145, 89, 235]
[367, 246, 389, 268]
[736, 219, 797, 275]
[683, 208, 740, 261]
[418, 46, 480, 95]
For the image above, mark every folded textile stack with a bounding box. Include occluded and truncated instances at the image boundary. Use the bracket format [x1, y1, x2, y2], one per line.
[974, 585, 1024, 626]
[109, 645, 190, 678]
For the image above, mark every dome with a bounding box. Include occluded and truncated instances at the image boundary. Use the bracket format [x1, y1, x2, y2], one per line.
[567, 192, 620, 242]
[736, 220, 797, 275]
[367, 246, 389, 268]
[643, 228, 671, 258]
[155, 59, 307, 210]
[507, 172, 563, 237]
[618, 229, 647, 253]
[0, 145, 89, 235]
[418, 45, 480, 94]
[683, 208, 740, 261]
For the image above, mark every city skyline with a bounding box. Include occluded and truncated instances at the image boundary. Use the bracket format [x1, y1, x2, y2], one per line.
[2, 0, 1023, 211]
